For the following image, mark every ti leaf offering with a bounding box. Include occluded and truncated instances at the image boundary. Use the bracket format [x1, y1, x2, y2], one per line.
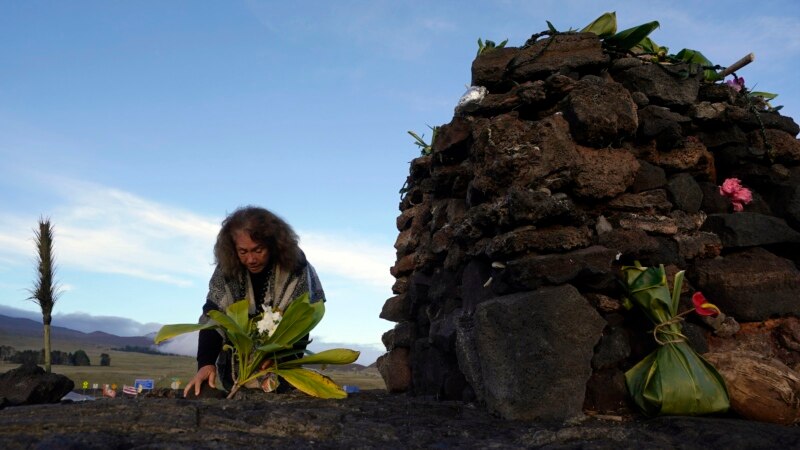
[580, 11, 617, 38]
[154, 293, 359, 399]
[673, 48, 720, 81]
[621, 262, 729, 416]
[602, 20, 660, 52]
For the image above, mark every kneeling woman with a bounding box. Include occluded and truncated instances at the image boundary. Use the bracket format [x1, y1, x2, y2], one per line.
[184, 206, 324, 397]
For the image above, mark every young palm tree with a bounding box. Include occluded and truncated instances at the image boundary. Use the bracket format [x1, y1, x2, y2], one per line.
[28, 218, 61, 373]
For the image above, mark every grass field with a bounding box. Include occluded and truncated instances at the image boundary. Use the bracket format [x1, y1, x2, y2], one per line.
[0, 334, 386, 392]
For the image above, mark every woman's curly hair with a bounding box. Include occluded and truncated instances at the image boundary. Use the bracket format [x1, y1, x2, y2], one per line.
[214, 206, 301, 278]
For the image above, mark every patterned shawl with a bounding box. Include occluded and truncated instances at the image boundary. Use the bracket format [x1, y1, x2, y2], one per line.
[200, 257, 324, 324]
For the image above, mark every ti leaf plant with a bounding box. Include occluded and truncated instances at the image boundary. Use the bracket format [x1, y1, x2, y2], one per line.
[603, 19, 661, 52]
[477, 37, 508, 56]
[672, 48, 720, 81]
[408, 125, 439, 156]
[582, 12, 722, 81]
[154, 293, 359, 399]
[749, 90, 781, 111]
[580, 11, 617, 37]
[582, 11, 660, 53]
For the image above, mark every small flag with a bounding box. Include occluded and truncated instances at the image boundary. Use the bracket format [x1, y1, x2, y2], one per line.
[133, 379, 154, 390]
[122, 385, 138, 396]
[103, 384, 116, 398]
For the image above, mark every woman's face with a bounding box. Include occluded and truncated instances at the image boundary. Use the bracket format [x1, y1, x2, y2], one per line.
[233, 230, 269, 274]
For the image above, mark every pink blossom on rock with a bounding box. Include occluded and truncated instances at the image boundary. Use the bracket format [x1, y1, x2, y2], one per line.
[725, 76, 745, 92]
[719, 177, 752, 212]
[719, 178, 742, 195]
[731, 187, 752, 204]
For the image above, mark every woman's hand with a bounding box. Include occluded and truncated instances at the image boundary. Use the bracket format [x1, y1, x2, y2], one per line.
[183, 364, 216, 398]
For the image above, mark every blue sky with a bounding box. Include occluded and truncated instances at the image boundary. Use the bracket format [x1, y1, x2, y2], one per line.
[2, 1, 799, 365]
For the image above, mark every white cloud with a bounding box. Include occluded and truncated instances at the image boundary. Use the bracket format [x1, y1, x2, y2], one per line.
[299, 231, 394, 288]
[51, 311, 163, 336]
[0, 177, 220, 287]
[0, 216, 38, 261]
[0, 304, 39, 321]
[419, 18, 456, 33]
[0, 304, 162, 336]
[1, 175, 395, 299]
[654, 10, 782, 60]
[157, 331, 198, 357]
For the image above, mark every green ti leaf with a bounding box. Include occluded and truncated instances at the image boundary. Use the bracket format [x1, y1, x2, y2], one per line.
[621, 262, 730, 416]
[265, 293, 324, 347]
[604, 20, 660, 51]
[226, 298, 250, 332]
[272, 367, 348, 399]
[670, 270, 685, 318]
[256, 342, 290, 355]
[208, 308, 253, 358]
[408, 127, 436, 156]
[278, 348, 360, 369]
[620, 263, 673, 325]
[625, 342, 729, 416]
[477, 38, 507, 56]
[581, 11, 617, 37]
[673, 48, 719, 81]
[634, 37, 668, 58]
[750, 91, 778, 100]
[153, 322, 217, 344]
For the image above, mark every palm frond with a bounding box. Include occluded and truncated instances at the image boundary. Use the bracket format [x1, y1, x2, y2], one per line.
[28, 218, 61, 323]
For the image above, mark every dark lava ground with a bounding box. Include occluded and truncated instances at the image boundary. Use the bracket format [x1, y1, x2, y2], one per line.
[1, 389, 798, 449]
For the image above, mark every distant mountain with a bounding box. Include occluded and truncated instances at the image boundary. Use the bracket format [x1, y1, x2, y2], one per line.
[0, 314, 153, 348]
[0, 314, 383, 367]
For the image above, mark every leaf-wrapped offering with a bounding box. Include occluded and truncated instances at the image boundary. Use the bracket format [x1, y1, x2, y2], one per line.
[621, 263, 729, 416]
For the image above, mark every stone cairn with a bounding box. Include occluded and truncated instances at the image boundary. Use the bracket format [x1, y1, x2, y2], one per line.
[377, 33, 800, 422]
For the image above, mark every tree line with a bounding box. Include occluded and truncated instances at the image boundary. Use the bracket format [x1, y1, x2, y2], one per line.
[0, 345, 110, 366]
[112, 345, 169, 355]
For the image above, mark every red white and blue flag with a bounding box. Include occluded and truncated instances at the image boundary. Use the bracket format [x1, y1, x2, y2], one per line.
[122, 385, 139, 396]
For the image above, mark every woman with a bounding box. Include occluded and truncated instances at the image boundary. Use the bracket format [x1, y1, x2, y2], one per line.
[183, 206, 324, 397]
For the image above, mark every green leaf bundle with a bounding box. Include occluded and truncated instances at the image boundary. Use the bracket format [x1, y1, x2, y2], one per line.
[621, 263, 729, 416]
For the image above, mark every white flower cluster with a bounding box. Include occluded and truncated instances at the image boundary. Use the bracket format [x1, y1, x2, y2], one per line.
[256, 306, 282, 338]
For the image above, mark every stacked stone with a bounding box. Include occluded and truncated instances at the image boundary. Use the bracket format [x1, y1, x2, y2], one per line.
[378, 33, 800, 421]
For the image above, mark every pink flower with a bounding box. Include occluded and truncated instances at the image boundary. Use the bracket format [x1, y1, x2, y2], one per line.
[719, 178, 752, 212]
[731, 188, 752, 204]
[692, 292, 720, 317]
[719, 178, 743, 196]
[725, 76, 745, 92]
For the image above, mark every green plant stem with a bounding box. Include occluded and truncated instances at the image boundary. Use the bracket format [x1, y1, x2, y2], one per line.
[43, 324, 51, 373]
[226, 384, 241, 399]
